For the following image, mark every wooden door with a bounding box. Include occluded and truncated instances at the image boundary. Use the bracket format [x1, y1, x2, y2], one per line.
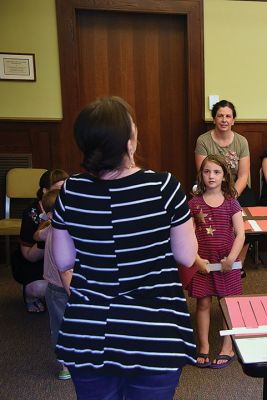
[56, 0, 204, 194]
[77, 10, 187, 185]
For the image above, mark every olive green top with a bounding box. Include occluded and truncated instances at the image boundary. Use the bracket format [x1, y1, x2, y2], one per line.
[195, 130, 249, 180]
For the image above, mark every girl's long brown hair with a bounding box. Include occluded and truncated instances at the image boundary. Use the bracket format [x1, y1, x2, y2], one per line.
[194, 154, 238, 198]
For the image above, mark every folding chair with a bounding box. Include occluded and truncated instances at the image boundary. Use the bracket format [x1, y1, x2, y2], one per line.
[0, 168, 47, 266]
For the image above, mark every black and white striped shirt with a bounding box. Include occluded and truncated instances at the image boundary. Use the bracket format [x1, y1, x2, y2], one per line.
[52, 169, 196, 373]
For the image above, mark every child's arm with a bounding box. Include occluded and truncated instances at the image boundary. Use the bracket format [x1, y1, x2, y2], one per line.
[221, 211, 245, 272]
[59, 269, 73, 296]
[33, 223, 51, 242]
[189, 215, 209, 274]
[195, 254, 210, 274]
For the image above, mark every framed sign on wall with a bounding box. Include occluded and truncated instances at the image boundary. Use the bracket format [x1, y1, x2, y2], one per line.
[0, 52, 36, 81]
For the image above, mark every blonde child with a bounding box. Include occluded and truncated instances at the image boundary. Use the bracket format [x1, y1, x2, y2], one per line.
[34, 188, 73, 380]
[187, 154, 245, 369]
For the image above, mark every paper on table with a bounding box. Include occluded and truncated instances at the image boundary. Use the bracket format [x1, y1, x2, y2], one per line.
[220, 326, 267, 336]
[243, 220, 252, 232]
[235, 337, 267, 363]
[248, 220, 262, 232]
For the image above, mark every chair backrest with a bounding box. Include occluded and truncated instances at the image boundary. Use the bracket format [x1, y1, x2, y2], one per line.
[5, 168, 47, 218]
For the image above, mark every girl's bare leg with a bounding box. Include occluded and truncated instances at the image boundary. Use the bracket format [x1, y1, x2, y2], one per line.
[213, 318, 235, 365]
[196, 296, 212, 365]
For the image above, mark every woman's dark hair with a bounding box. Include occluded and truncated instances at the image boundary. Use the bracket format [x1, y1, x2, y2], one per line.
[194, 154, 237, 199]
[36, 169, 69, 200]
[74, 96, 136, 175]
[211, 100, 237, 119]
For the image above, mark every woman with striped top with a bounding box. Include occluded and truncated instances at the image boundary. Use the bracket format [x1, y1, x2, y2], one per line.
[51, 96, 198, 400]
[187, 154, 245, 370]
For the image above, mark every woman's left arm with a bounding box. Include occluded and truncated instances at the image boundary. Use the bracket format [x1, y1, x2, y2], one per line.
[51, 227, 76, 272]
[221, 211, 245, 271]
[235, 155, 250, 197]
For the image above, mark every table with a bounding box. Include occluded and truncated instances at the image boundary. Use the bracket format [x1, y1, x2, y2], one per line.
[243, 207, 267, 233]
[220, 295, 267, 400]
[242, 207, 267, 265]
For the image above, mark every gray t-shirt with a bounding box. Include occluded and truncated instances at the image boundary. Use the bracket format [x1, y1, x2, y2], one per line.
[195, 130, 249, 180]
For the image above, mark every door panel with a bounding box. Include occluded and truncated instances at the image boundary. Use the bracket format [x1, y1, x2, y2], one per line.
[55, 0, 204, 193]
[77, 10, 187, 187]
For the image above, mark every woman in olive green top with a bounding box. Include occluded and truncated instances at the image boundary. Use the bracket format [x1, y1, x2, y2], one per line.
[195, 100, 256, 207]
[194, 100, 256, 284]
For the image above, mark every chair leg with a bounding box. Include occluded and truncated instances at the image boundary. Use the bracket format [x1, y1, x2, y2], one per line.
[5, 236, 11, 266]
[254, 240, 261, 266]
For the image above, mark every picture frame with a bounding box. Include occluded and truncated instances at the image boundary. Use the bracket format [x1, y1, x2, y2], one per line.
[0, 52, 36, 81]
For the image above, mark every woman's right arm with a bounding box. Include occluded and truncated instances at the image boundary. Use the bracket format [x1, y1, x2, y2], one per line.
[20, 204, 45, 262]
[20, 201, 44, 262]
[170, 218, 198, 267]
[195, 135, 208, 171]
[262, 157, 267, 182]
[195, 153, 206, 171]
[20, 243, 44, 263]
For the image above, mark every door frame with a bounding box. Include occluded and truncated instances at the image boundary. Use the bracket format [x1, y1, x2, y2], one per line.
[55, 0, 204, 189]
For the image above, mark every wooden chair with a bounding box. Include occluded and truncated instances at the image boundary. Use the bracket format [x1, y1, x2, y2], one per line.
[0, 168, 47, 266]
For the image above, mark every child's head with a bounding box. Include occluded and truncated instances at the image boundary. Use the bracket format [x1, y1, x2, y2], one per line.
[41, 188, 60, 219]
[37, 169, 69, 200]
[195, 154, 237, 198]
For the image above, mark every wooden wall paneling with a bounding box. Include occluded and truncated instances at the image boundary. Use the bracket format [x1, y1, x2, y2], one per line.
[56, 0, 204, 194]
[0, 123, 32, 154]
[30, 124, 54, 168]
[55, 1, 82, 173]
[0, 121, 59, 253]
[235, 122, 267, 200]
[0, 121, 59, 170]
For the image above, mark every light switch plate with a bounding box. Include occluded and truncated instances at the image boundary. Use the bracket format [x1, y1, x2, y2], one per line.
[208, 95, 219, 110]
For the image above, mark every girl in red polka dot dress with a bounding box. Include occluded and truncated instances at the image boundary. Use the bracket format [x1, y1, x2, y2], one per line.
[188, 154, 245, 369]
